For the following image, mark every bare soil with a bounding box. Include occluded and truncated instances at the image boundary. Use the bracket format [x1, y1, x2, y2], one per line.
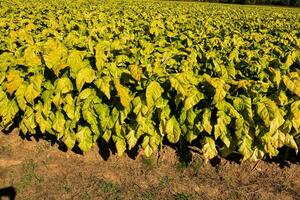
[0, 129, 300, 200]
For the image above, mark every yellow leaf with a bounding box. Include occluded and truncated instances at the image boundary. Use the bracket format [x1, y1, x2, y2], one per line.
[114, 79, 131, 108]
[95, 76, 111, 99]
[291, 101, 300, 132]
[238, 135, 253, 161]
[146, 81, 164, 108]
[23, 46, 41, 67]
[202, 109, 212, 134]
[170, 76, 189, 96]
[24, 74, 43, 104]
[165, 116, 181, 143]
[112, 135, 126, 157]
[201, 136, 218, 161]
[285, 134, 298, 152]
[268, 67, 281, 87]
[76, 67, 95, 91]
[283, 75, 300, 97]
[56, 77, 73, 94]
[129, 65, 142, 81]
[184, 87, 204, 111]
[6, 70, 23, 94]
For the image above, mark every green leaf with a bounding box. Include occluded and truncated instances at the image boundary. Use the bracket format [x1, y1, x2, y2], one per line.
[214, 111, 231, 140]
[102, 130, 112, 142]
[76, 126, 93, 152]
[112, 135, 126, 157]
[63, 94, 76, 120]
[141, 136, 153, 157]
[165, 116, 181, 143]
[64, 132, 76, 150]
[291, 101, 300, 132]
[67, 50, 90, 77]
[257, 101, 271, 127]
[201, 136, 218, 161]
[56, 77, 73, 94]
[268, 67, 281, 87]
[114, 79, 131, 108]
[126, 129, 138, 150]
[95, 43, 108, 71]
[146, 81, 164, 108]
[20, 107, 36, 134]
[204, 75, 229, 104]
[202, 109, 212, 134]
[170, 75, 189, 96]
[94, 76, 111, 99]
[186, 130, 197, 144]
[129, 65, 142, 81]
[24, 74, 43, 104]
[1, 100, 19, 130]
[52, 111, 66, 134]
[249, 148, 265, 162]
[76, 67, 95, 91]
[257, 97, 284, 135]
[285, 134, 298, 152]
[184, 87, 204, 111]
[35, 110, 52, 134]
[15, 83, 28, 111]
[282, 75, 300, 97]
[144, 145, 153, 157]
[238, 135, 253, 161]
[43, 39, 68, 70]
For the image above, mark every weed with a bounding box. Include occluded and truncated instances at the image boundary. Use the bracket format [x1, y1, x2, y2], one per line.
[15, 160, 44, 192]
[98, 179, 119, 193]
[189, 158, 204, 175]
[159, 176, 170, 189]
[177, 161, 189, 171]
[61, 179, 74, 193]
[215, 163, 222, 173]
[141, 155, 158, 169]
[36, 142, 51, 153]
[0, 144, 12, 155]
[174, 192, 194, 200]
[140, 191, 154, 200]
[275, 180, 292, 193]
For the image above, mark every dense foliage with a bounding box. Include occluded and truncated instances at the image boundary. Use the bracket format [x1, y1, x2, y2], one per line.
[1, 0, 300, 161]
[193, 0, 300, 7]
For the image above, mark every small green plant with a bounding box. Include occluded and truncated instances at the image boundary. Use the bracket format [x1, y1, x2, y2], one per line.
[141, 155, 158, 169]
[174, 192, 194, 200]
[98, 179, 119, 194]
[61, 179, 74, 193]
[16, 160, 44, 192]
[0, 144, 12, 155]
[159, 176, 170, 189]
[177, 161, 189, 171]
[189, 158, 204, 173]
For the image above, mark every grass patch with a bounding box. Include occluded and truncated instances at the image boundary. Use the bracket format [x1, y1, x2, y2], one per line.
[177, 161, 189, 171]
[61, 179, 74, 193]
[0, 144, 12, 155]
[36, 142, 51, 153]
[141, 155, 158, 169]
[97, 179, 120, 194]
[15, 160, 44, 192]
[174, 192, 194, 200]
[159, 176, 170, 189]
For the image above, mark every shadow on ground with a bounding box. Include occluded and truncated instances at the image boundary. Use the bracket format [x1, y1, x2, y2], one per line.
[0, 186, 16, 200]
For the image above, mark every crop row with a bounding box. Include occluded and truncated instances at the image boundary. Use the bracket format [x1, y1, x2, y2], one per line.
[0, 0, 300, 161]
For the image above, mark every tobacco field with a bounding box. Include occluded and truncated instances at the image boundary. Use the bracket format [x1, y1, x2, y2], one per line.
[0, 0, 300, 162]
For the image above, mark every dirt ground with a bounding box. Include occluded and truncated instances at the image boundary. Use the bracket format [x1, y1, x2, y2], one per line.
[0, 129, 300, 200]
